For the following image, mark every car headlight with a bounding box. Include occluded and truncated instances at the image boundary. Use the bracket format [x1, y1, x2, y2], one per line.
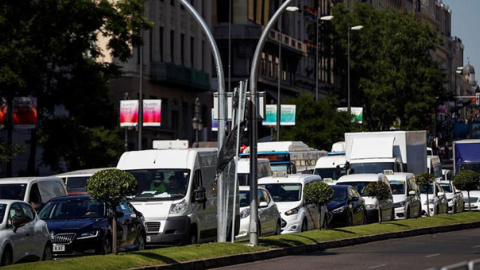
[394, 201, 406, 208]
[365, 204, 376, 210]
[285, 207, 299, 216]
[77, 231, 99, 239]
[240, 208, 250, 219]
[331, 207, 345, 214]
[169, 199, 188, 214]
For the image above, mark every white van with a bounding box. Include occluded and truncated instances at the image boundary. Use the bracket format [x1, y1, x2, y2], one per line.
[385, 172, 421, 219]
[116, 140, 239, 246]
[0, 176, 67, 211]
[336, 174, 394, 222]
[56, 167, 113, 195]
[313, 155, 347, 183]
[427, 155, 442, 180]
[237, 158, 271, 186]
[258, 174, 327, 234]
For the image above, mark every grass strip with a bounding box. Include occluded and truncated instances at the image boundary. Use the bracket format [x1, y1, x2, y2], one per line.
[5, 212, 480, 270]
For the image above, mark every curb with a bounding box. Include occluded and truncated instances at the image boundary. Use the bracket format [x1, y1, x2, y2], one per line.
[136, 221, 480, 270]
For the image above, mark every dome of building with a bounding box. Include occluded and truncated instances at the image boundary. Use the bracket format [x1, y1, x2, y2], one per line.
[463, 63, 475, 75]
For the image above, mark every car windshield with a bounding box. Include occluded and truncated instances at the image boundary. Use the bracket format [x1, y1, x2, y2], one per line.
[389, 181, 406, 195]
[349, 162, 395, 174]
[0, 204, 6, 224]
[419, 185, 434, 194]
[66, 176, 90, 193]
[39, 199, 105, 219]
[439, 183, 452, 193]
[331, 187, 347, 201]
[260, 183, 302, 202]
[0, 184, 27, 200]
[126, 169, 190, 201]
[313, 168, 346, 180]
[337, 181, 371, 196]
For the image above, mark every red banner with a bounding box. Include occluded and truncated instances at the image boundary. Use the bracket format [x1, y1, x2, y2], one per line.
[13, 97, 37, 129]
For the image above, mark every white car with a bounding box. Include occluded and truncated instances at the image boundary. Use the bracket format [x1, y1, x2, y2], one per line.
[386, 173, 422, 219]
[237, 186, 281, 238]
[437, 180, 464, 213]
[0, 200, 52, 266]
[336, 174, 395, 222]
[420, 182, 448, 216]
[259, 174, 327, 234]
[462, 190, 480, 211]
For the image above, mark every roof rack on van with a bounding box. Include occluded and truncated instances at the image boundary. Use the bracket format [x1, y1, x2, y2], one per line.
[153, 140, 189, 150]
[272, 171, 288, 177]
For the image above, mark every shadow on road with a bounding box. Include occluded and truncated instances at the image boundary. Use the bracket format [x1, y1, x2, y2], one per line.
[328, 228, 355, 234]
[384, 222, 409, 227]
[135, 251, 179, 264]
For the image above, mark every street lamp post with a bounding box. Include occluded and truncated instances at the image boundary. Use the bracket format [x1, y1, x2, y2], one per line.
[315, 14, 334, 101]
[192, 97, 203, 148]
[347, 24, 363, 113]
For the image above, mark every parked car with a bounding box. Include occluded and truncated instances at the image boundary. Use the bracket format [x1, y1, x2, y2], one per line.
[0, 177, 67, 212]
[0, 200, 52, 266]
[461, 190, 480, 211]
[259, 174, 328, 234]
[326, 185, 367, 227]
[420, 182, 448, 216]
[437, 180, 464, 213]
[237, 186, 281, 238]
[336, 173, 394, 222]
[386, 172, 422, 219]
[55, 168, 113, 196]
[38, 195, 146, 257]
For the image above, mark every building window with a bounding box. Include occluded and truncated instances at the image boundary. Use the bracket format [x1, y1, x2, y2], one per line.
[268, 54, 273, 77]
[181, 34, 185, 65]
[149, 30, 153, 62]
[261, 52, 266, 75]
[202, 40, 205, 71]
[170, 0, 174, 6]
[159, 27, 164, 62]
[190, 37, 194, 68]
[170, 30, 174, 63]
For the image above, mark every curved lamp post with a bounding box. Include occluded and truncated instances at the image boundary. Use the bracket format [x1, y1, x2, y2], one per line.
[347, 24, 363, 113]
[248, 0, 293, 247]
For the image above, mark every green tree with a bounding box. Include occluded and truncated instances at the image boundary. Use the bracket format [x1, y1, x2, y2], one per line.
[453, 170, 479, 212]
[0, 0, 151, 173]
[281, 93, 361, 150]
[86, 168, 137, 255]
[304, 181, 334, 229]
[365, 181, 391, 223]
[415, 173, 436, 217]
[315, 3, 448, 131]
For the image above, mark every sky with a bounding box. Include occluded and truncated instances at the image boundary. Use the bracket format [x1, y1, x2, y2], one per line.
[442, 0, 479, 72]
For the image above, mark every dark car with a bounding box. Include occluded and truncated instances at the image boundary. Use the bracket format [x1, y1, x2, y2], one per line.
[38, 195, 146, 257]
[327, 185, 367, 227]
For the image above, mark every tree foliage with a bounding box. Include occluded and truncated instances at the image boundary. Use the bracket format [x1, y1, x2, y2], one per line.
[86, 168, 137, 254]
[415, 173, 436, 216]
[0, 0, 151, 173]
[365, 181, 391, 223]
[304, 181, 334, 229]
[281, 93, 361, 150]
[453, 170, 480, 212]
[315, 3, 448, 131]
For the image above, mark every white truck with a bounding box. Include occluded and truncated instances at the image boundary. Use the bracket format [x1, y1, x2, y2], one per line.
[344, 131, 427, 175]
[116, 140, 239, 246]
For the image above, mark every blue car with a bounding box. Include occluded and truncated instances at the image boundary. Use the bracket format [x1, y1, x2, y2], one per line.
[38, 195, 146, 257]
[327, 185, 367, 227]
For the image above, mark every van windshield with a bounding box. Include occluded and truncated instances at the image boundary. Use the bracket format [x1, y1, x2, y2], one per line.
[313, 168, 345, 180]
[336, 181, 371, 196]
[0, 184, 26, 200]
[259, 183, 302, 202]
[349, 162, 394, 174]
[65, 176, 90, 194]
[126, 169, 190, 201]
[389, 181, 406, 195]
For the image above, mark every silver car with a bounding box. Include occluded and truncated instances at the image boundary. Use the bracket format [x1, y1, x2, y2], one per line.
[0, 200, 52, 266]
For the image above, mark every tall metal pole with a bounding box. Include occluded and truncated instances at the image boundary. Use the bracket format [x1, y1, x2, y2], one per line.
[315, 6, 320, 101]
[228, 0, 232, 93]
[179, 0, 227, 242]
[249, 0, 293, 247]
[347, 23, 351, 114]
[138, 31, 144, 150]
[277, 13, 282, 142]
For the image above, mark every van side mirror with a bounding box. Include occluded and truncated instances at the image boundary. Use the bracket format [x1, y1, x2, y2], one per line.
[408, 190, 416, 196]
[194, 187, 207, 203]
[12, 216, 28, 232]
[259, 201, 268, 208]
[437, 192, 445, 196]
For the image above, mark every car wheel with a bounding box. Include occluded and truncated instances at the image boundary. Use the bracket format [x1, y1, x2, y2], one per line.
[0, 247, 12, 266]
[42, 244, 53, 261]
[322, 214, 329, 229]
[406, 207, 411, 219]
[347, 211, 353, 226]
[301, 219, 308, 232]
[362, 211, 368, 225]
[100, 236, 112, 255]
[257, 221, 262, 237]
[135, 232, 146, 251]
[390, 208, 395, 221]
[274, 220, 281, 235]
[184, 226, 198, 245]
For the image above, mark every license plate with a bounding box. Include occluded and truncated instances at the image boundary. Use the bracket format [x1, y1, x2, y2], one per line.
[146, 236, 151, 242]
[53, 244, 65, 252]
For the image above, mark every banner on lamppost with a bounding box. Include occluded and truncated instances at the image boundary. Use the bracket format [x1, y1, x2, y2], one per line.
[13, 97, 37, 129]
[0, 98, 7, 128]
[262, 104, 296, 126]
[143, 99, 162, 127]
[337, 107, 363, 123]
[120, 100, 139, 127]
